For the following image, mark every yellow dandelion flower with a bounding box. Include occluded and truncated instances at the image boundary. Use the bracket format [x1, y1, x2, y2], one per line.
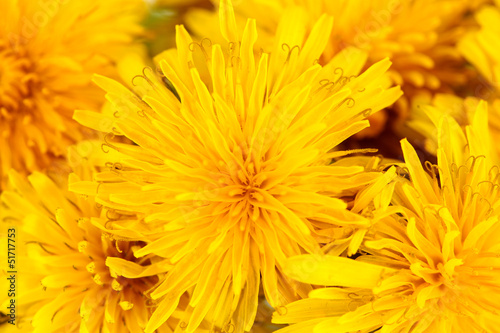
[185, 0, 475, 136]
[0, 0, 145, 187]
[71, 1, 401, 332]
[0, 166, 182, 332]
[277, 101, 500, 332]
[459, 0, 500, 89]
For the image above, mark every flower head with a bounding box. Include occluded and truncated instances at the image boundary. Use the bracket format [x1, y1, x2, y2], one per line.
[71, 1, 401, 332]
[0, 0, 144, 187]
[278, 101, 500, 332]
[0, 164, 180, 332]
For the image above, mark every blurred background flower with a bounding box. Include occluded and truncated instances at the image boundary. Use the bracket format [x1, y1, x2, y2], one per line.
[0, 0, 145, 188]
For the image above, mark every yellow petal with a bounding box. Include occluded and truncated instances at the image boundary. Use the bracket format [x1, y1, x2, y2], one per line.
[219, 0, 238, 42]
[401, 139, 439, 204]
[284, 255, 395, 288]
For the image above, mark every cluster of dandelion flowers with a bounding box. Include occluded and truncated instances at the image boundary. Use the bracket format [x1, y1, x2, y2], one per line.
[0, 0, 145, 187]
[70, 1, 402, 332]
[276, 101, 500, 332]
[185, 0, 476, 136]
[0, 169, 181, 332]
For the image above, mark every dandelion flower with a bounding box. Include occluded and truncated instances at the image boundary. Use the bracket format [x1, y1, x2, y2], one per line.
[71, 1, 401, 331]
[277, 101, 500, 332]
[0, 163, 184, 332]
[0, 0, 145, 187]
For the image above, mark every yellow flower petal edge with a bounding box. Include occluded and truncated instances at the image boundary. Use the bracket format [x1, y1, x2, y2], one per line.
[284, 255, 396, 289]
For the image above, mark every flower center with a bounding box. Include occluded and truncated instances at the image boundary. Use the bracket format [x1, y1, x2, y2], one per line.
[84, 238, 158, 298]
[109, 240, 158, 292]
[0, 44, 38, 118]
